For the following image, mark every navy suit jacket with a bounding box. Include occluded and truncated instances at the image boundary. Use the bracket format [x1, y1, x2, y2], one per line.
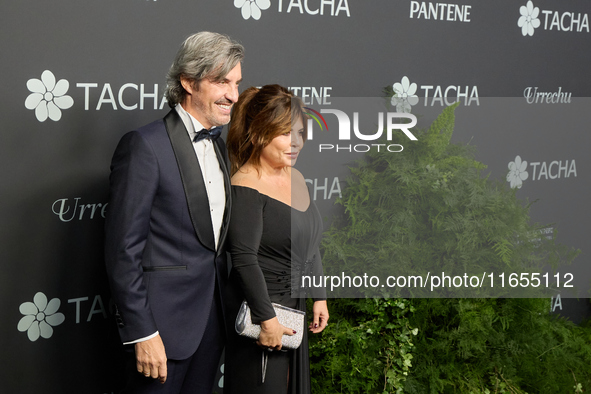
[105, 109, 230, 360]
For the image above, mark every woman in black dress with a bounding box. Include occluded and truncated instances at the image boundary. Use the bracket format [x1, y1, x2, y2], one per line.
[224, 84, 329, 394]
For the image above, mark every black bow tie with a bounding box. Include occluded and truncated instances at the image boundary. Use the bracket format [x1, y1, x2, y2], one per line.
[193, 126, 222, 142]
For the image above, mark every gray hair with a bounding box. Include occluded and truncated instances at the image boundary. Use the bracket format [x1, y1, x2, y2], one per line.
[165, 32, 245, 107]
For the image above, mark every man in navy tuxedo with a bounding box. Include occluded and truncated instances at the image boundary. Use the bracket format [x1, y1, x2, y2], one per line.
[105, 32, 244, 393]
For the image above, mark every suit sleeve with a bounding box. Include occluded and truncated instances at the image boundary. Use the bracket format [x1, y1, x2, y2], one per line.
[104, 130, 159, 343]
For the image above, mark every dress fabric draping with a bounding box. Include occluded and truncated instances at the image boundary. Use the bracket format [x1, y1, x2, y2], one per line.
[223, 185, 325, 394]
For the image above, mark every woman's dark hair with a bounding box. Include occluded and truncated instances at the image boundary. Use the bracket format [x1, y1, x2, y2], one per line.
[227, 84, 307, 175]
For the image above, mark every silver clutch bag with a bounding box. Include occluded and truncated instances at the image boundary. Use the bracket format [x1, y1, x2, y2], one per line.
[235, 300, 305, 350]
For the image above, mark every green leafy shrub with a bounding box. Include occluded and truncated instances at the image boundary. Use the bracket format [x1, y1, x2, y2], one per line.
[405, 297, 591, 393]
[309, 298, 416, 394]
[319, 103, 577, 299]
[309, 103, 587, 393]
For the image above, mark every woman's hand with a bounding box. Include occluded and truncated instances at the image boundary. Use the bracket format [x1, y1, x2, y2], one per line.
[258, 316, 295, 351]
[309, 300, 329, 334]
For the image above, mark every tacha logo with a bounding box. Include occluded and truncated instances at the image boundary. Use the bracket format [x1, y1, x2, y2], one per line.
[25, 70, 169, 123]
[17, 292, 65, 342]
[507, 155, 577, 188]
[391, 76, 419, 113]
[506, 155, 529, 189]
[391, 76, 479, 112]
[518, 1, 589, 36]
[235, 0, 351, 21]
[17, 291, 111, 342]
[234, 0, 271, 20]
[25, 70, 74, 122]
[518, 1, 540, 36]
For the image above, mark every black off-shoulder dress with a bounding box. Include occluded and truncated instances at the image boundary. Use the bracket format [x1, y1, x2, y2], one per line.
[223, 185, 326, 394]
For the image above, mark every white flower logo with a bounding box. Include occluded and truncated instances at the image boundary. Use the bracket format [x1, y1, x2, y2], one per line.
[391, 76, 419, 113]
[518, 1, 541, 37]
[17, 292, 65, 342]
[218, 363, 224, 388]
[507, 155, 529, 189]
[234, 0, 271, 20]
[25, 70, 74, 122]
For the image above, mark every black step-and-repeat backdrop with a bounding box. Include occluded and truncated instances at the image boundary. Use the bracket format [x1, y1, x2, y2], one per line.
[1, 0, 590, 392]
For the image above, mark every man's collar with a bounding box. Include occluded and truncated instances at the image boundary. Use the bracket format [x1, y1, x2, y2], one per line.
[175, 104, 206, 137]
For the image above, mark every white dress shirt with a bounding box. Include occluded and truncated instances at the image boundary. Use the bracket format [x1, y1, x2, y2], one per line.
[175, 103, 226, 249]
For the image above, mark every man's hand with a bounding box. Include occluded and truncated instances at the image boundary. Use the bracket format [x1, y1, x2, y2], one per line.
[135, 334, 167, 384]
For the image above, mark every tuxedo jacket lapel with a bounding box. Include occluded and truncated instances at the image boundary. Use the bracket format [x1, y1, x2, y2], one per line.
[213, 138, 232, 254]
[164, 110, 216, 251]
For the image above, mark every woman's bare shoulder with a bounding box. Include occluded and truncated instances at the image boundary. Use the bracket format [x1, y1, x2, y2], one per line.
[290, 168, 308, 190]
[291, 168, 305, 182]
[231, 165, 262, 189]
